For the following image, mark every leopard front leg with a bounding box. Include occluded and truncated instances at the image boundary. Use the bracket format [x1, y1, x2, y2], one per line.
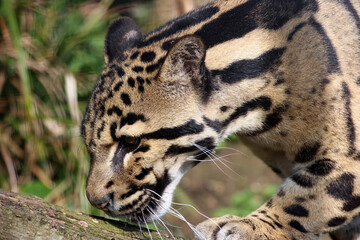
[196, 157, 360, 240]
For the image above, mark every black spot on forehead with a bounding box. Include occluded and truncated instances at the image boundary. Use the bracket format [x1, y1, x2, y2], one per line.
[115, 66, 125, 77]
[136, 77, 145, 85]
[132, 66, 144, 73]
[114, 81, 123, 91]
[128, 77, 135, 88]
[121, 93, 132, 106]
[141, 51, 156, 62]
[107, 106, 123, 117]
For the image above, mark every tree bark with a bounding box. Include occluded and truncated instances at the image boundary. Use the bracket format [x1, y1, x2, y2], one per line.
[0, 190, 183, 240]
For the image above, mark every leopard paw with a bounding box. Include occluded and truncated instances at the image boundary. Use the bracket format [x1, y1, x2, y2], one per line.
[195, 215, 283, 240]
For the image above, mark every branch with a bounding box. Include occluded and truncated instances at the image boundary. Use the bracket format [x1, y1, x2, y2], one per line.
[0, 190, 183, 239]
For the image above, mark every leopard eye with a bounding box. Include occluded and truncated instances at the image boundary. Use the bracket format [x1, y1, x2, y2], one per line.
[122, 136, 140, 150]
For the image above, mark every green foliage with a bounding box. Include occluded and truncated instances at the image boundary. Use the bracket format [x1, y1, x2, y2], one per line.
[216, 133, 239, 150]
[0, 0, 117, 214]
[20, 180, 52, 199]
[214, 184, 277, 217]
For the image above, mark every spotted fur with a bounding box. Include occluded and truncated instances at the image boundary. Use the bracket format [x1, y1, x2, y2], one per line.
[82, 0, 360, 239]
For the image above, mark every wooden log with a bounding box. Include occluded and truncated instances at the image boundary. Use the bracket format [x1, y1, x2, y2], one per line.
[0, 190, 183, 240]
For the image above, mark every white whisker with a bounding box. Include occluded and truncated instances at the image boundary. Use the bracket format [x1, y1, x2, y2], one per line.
[167, 208, 206, 240]
[142, 211, 153, 240]
[147, 204, 176, 240]
[151, 219, 164, 240]
[190, 151, 234, 164]
[196, 148, 227, 175]
[193, 143, 236, 178]
[215, 146, 247, 155]
[146, 188, 216, 240]
[194, 143, 241, 178]
[147, 189, 211, 222]
[137, 216, 144, 236]
[190, 146, 245, 166]
[169, 202, 221, 230]
[147, 191, 200, 238]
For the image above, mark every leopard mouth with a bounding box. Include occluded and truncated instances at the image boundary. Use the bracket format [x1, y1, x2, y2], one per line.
[103, 188, 171, 223]
[104, 191, 151, 221]
[103, 172, 176, 223]
[101, 161, 192, 223]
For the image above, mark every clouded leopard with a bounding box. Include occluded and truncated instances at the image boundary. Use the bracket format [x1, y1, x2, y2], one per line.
[81, 0, 360, 239]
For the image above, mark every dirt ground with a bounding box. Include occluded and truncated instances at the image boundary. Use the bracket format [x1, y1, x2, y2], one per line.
[163, 140, 282, 238]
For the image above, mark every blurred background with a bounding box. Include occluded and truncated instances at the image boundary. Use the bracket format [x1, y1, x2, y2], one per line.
[0, 0, 280, 238]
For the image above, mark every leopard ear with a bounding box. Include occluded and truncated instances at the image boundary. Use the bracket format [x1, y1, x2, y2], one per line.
[105, 17, 142, 64]
[159, 36, 206, 85]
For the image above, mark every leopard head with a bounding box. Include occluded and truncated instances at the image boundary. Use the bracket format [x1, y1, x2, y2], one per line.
[81, 17, 219, 222]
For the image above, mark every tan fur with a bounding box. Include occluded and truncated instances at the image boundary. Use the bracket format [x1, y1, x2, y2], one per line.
[83, 0, 360, 239]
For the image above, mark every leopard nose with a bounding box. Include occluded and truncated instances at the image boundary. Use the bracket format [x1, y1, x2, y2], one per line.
[87, 192, 113, 211]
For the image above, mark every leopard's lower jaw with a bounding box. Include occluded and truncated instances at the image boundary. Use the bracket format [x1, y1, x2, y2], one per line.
[106, 172, 183, 223]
